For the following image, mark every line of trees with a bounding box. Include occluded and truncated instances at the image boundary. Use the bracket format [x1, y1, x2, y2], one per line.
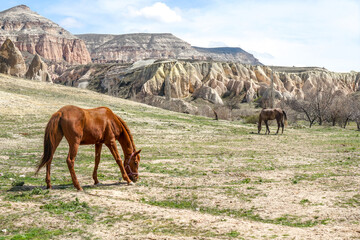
[285, 84, 360, 129]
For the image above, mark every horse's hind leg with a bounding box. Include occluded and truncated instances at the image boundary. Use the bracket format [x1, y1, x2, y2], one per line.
[45, 161, 52, 189]
[276, 120, 280, 134]
[265, 120, 270, 134]
[93, 143, 102, 185]
[45, 132, 63, 189]
[66, 142, 82, 191]
[281, 120, 284, 134]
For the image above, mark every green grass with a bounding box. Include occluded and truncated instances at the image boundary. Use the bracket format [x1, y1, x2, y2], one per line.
[2, 228, 63, 240]
[337, 194, 360, 207]
[5, 188, 49, 202]
[41, 198, 97, 224]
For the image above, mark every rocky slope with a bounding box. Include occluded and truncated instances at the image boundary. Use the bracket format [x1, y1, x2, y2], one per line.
[55, 60, 360, 114]
[76, 33, 261, 65]
[0, 5, 91, 65]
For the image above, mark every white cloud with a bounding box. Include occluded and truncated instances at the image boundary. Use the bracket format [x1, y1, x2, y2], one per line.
[132, 2, 182, 23]
[59, 17, 83, 29]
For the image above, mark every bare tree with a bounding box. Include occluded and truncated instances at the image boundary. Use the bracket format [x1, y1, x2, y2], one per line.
[310, 84, 335, 126]
[286, 98, 318, 127]
[326, 95, 342, 126]
[349, 96, 360, 130]
[336, 96, 356, 128]
[286, 82, 337, 127]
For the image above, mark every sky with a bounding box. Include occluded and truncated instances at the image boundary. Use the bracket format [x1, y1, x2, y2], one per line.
[2, 0, 360, 72]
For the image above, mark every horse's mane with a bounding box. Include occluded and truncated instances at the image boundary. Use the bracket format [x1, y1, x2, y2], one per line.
[115, 115, 136, 151]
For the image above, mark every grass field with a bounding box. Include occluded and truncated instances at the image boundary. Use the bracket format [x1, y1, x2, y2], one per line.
[0, 73, 359, 239]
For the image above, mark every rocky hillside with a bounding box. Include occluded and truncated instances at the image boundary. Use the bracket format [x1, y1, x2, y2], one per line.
[0, 5, 91, 65]
[55, 60, 360, 114]
[76, 33, 261, 65]
[193, 47, 260, 64]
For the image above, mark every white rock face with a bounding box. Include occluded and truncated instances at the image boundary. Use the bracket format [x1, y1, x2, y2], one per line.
[56, 60, 360, 107]
[193, 86, 224, 105]
[76, 33, 261, 65]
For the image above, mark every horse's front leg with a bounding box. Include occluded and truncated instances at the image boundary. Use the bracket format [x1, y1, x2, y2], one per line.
[106, 141, 132, 184]
[66, 141, 83, 191]
[258, 121, 262, 134]
[93, 143, 102, 185]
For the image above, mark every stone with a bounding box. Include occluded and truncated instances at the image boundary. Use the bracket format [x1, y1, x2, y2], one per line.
[0, 38, 26, 77]
[193, 86, 224, 105]
[25, 54, 52, 82]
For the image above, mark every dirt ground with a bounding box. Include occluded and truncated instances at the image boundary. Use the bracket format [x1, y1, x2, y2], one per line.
[0, 74, 360, 239]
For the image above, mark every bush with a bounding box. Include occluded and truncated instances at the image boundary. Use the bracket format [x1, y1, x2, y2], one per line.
[242, 114, 259, 124]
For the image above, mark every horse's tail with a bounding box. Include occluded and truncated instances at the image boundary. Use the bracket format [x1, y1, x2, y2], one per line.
[283, 110, 288, 127]
[35, 112, 63, 175]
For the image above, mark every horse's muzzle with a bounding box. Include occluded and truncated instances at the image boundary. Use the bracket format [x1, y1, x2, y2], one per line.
[129, 175, 138, 183]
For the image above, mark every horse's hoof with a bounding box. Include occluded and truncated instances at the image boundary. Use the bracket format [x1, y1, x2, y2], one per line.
[128, 181, 135, 186]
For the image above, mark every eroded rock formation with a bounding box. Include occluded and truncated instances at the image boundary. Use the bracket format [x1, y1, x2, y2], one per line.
[25, 54, 52, 82]
[0, 5, 91, 65]
[0, 38, 26, 77]
[55, 60, 360, 115]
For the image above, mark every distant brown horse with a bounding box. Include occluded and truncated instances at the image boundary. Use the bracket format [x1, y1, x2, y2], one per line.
[258, 108, 287, 135]
[36, 105, 141, 191]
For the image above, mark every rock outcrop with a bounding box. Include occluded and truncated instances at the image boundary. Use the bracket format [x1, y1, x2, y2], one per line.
[76, 33, 261, 65]
[25, 54, 52, 82]
[55, 60, 360, 115]
[0, 5, 91, 65]
[193, 86, 224, 105]
[0, 38, 26, 77]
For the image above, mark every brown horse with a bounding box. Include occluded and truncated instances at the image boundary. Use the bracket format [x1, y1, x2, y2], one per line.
[35, 105, 141, 191]
[258, 108, 287, 135]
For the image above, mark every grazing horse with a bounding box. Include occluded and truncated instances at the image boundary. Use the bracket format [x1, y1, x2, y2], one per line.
[36, 105, 141, 191]
[258, 108, 287, 135]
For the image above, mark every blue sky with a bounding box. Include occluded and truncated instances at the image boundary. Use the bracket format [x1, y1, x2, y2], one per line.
[2, 0, 360, 72]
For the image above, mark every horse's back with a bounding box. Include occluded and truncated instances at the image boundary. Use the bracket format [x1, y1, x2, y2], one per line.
[58, 105, 113, 122]
[260, 108, 284, 120]
[57, 105, 117, 144]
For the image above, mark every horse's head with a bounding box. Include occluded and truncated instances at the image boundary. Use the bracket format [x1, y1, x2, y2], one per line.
[125, 149, 141, 182]
[257, 122, 261, 133]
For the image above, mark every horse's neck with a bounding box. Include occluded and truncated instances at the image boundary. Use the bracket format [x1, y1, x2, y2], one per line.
[117, 124, 134, 159]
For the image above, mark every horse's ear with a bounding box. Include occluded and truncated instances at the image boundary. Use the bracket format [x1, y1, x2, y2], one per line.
[132, 149, 141, 162]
